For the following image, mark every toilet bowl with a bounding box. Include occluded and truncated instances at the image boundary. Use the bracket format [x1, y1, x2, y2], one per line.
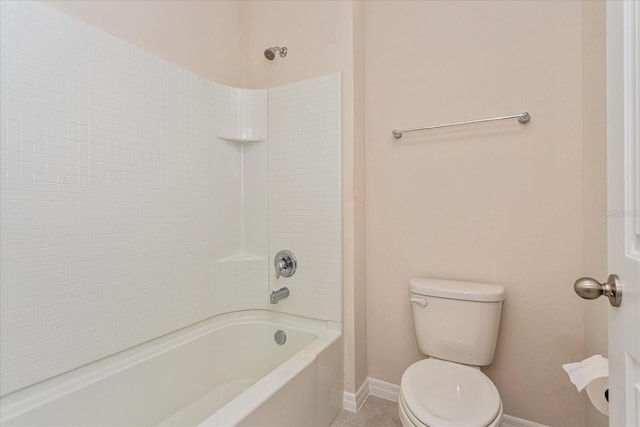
[401, 278, 506, 427]
[398, 359, 503, 427]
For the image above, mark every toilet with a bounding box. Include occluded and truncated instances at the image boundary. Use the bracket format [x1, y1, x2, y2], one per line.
[399, 278, 506, 427]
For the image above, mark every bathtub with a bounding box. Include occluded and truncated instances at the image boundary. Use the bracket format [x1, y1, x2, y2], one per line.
[0, 310, 343, 427]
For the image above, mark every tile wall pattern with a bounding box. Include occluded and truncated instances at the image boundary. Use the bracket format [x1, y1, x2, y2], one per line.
[268, 74, 342, 322]
[0, 1, 265, 395]
[0, 1, 340, 396]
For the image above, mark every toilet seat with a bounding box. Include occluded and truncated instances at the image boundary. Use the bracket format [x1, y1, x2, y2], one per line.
[400, 359, 502, 427]
[399, 391, 503, 427]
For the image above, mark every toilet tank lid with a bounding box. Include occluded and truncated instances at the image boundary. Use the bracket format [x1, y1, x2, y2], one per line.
[409, 278, 506, 302]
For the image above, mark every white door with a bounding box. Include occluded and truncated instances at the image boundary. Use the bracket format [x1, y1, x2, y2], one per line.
[607, 1, 640, 426]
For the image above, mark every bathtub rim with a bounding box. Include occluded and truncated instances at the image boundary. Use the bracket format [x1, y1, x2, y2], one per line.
[0, 309, 341, 424]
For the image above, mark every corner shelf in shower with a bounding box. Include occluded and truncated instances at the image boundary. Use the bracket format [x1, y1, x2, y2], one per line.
[215, 254, 267, 263]
[217, 135, 265, 143]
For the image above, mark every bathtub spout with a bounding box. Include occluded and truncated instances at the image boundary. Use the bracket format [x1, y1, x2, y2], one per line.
[270, 287, 290, 304]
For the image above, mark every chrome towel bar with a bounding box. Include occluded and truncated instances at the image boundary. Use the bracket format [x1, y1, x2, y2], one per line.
[392, 112, 531, 139]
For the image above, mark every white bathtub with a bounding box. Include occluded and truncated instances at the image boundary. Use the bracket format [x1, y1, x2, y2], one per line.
[0, 310, 343, 427]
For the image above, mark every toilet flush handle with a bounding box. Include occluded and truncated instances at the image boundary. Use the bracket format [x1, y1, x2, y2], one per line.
[409, 297, 427, 307]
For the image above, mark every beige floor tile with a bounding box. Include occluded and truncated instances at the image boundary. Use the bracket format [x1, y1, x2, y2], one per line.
[328, 419, 358, 427]
[330, 396, 402, 427]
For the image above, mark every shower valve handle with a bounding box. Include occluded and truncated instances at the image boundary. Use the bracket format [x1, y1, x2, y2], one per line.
[274, 250, 297, 279]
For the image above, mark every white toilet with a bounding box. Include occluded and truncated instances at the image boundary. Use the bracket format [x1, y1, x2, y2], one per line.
[399, 278, 506, 427]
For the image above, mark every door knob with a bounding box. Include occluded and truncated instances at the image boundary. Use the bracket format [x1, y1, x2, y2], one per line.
[574, 274, 622, 307]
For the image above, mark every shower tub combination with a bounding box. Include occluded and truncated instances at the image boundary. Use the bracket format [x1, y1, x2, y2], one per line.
[0, 311, 343, 427]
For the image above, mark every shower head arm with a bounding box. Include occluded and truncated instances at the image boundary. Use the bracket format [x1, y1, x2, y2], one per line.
[264, 46, 288, 60]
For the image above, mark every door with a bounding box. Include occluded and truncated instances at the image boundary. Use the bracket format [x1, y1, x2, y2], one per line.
[607, 1, 640, 426]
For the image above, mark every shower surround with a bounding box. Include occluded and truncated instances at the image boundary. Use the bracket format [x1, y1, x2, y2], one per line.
[0, 1, 342, 424]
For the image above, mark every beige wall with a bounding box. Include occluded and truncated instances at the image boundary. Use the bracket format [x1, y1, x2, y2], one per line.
[352, 1, 368, 391]
[364, 1, 596, 426]
[42, 0, 246, 87]
[581, 2, 608, 426]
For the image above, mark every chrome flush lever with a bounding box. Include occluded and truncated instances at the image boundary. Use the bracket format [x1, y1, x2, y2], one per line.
[274, 250, 297, 279]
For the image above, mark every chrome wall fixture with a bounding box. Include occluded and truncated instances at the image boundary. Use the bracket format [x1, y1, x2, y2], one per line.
[264, 46, 288, 61]
[270, 287, 290, 304]
[392, 112, 531, 139]
[274, 250, 297, 279]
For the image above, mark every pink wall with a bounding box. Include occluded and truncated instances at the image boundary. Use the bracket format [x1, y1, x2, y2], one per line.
[364, 1, 601, 425]
[44, 0, 246, 87]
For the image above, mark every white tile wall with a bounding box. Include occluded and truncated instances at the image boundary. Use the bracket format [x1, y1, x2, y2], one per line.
[212, 84, 268, 260]
[242, 140, 268, 257]
[268, 74, 342, 322]
[0, 1, 268, 396]
[0, 1, 341, 397]
[214, 256, 268, 313]
[211, 85, 269, 312]
[216, 86, 268, 142]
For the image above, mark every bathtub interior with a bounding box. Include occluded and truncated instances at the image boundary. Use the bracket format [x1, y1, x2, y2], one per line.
[0, 311, 338, 427]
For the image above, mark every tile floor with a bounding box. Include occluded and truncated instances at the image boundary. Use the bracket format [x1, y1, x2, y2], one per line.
[330, 396, 403, 427]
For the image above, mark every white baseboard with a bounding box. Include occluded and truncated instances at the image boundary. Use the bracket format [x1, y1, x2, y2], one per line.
[500, 414, 549, 427]
[343, 377, 548, 427]
[368, 377, 400, 402]
[342, 378, 369, 412]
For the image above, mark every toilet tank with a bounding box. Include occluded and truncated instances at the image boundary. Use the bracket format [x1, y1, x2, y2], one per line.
[409, 278, 506, 366]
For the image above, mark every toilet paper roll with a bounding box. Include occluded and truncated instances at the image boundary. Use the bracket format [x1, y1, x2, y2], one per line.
[562, 355, 609, 416]
[586, 376, 609, 416]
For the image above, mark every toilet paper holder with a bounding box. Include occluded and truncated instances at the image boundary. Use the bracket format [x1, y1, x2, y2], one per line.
[574, 274, 622, 307]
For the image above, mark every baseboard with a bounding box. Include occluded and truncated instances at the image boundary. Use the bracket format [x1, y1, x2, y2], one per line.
[343, 377, 548, 427]
[368, 377, 400, 402]
[342, 378, 369, 412]
[500, 414, 549, 427]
